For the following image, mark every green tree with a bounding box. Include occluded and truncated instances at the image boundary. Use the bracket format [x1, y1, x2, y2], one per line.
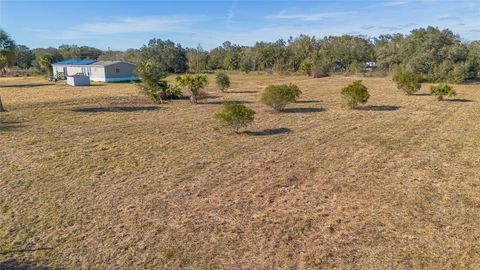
[38, 54, 54, 76]
[136, 60, 167, 103]
[140, 38, 188, 73]
[176, 74, 208, 104]
[392, 72, 422, 95]
[341, 80, 370, 108]
[15, 45, 35, 69]
[215, 101, 256, 133]
[215, 72, 230, 92]
[0, 29, 15, 112]
[430, 83, 456, 101]
[0, 29, 16, 75]
[260, 83, 301, 111]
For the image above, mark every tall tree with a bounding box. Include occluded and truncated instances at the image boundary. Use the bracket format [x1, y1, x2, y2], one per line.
[0, 29, 16, 75]
[140, 38, 188, 73]
[14, 44, 35, 69]
[0, 29, 16, 112]
[38, 54, 54, 76]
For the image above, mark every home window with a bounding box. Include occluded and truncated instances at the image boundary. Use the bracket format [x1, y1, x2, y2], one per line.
[116, 68, 120, 73]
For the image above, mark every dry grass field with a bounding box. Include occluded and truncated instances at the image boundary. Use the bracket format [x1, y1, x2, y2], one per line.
[1, 73, 480, 269]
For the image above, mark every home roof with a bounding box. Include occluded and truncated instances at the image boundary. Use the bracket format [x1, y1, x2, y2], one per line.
[54, 60, 96, 65]
[53, 60, 135, 67]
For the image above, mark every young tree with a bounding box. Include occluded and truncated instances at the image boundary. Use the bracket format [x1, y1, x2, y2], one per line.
[260, 83, 301, 111]
[38, 54, 54, 76]
[430, 83, 456, 101]
[393, 72, 422, 95]
[176, 74, 208, 104]
[216, 72, 230, 92]
[215, 101, 256, 133]
[136, 60, 167, 103]
[341, 80, 370, 108]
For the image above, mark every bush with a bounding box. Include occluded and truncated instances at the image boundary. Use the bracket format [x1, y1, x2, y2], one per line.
[216, 72, 230, 92]
[448, 65, 465, 84]
[215, 101, 256, 133]
[176, 74, 208, 104]
[393, 72, 422, 95]
[299, 61, 313, 76]
[341, 80, 370, 108]
[260, 83, 302, 111]
[136, 60, 180, 103]
[430, 83, 456, 101]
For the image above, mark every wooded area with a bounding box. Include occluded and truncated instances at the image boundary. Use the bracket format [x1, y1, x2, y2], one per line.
[2, 26, 480, 83]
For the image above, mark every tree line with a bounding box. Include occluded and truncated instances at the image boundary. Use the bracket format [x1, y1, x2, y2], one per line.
[2, 26, 480, 82]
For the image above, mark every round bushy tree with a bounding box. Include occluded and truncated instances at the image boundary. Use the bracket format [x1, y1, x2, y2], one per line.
[260, 83, 302, 111]
[393, 72, 422, 95]
[341, 80, 370, 108]
[430, 83, 456, 101]
[216, 72, 230, 92]
[215, 101, 255, 133]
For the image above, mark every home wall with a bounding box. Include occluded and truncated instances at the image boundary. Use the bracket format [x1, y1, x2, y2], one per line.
[104, 63, 137, 81]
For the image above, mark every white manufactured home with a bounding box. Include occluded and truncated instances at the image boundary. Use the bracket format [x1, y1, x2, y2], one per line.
[52, 60, 138, 82]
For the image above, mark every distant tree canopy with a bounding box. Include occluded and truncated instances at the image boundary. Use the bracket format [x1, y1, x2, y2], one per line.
[140, 38, 188, 74]
[2, 26, 480, 81]
[14, 45, 35, 69]
[58, 44, 103, 60]
[375, 26, 471, 82]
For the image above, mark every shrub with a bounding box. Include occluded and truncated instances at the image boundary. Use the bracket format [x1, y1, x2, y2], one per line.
[430, 83, 456, 101]
[341, 80, 370, 108]
[448, 65, 465, 84]
[215, 101, 256, 133]
[176, 74, 208, 104]
[216, 72, 230, 92]
[260, 83, 302, 111]
[299, 61, 313, 76]
[393, 72, 422, 95]
[136, 60, 183, 103]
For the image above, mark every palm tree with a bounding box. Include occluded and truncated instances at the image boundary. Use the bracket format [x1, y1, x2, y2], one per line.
[38, 54, 54, 77]
[0, 29, 16, 112]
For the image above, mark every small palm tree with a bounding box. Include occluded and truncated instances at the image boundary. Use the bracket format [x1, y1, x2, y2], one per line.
[0, 29, 16, 113]
[176, 74, 208, 104]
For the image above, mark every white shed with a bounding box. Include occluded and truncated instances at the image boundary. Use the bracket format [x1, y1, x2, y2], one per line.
[67, 74, 90, 86]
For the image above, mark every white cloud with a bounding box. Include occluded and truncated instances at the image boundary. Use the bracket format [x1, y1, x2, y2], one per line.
[364, 1, 409, 9]
[46, 16, 195, 40]
[265, 10, 356, 22]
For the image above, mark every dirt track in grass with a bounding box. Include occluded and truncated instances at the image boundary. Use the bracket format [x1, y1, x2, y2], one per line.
[1, 74, 480, 269]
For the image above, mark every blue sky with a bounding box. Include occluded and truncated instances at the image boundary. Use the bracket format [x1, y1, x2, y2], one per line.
[1, 0, 479, 50]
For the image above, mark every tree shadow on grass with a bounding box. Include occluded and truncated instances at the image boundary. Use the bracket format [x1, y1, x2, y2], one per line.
[0, 121, 24, 132]
[411, 93, 431, 96]
[357, 105, 400, 111]
[445, 98, 474, 103]
[296, 100, 321, 104]
[200, 100, 253, 105]
[243, 128, 291, 136]
[0, 83, 53, 88]
[72, 106, 160, 113]
[282, 107, 325, 113]
[0, 259, 60, 270]
[228, 90, 258, 94]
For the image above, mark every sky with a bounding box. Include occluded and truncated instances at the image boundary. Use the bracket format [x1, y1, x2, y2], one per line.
[1, 0, 480, 50]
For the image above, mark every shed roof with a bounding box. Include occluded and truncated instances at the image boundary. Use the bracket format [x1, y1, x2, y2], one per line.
[54, 60, 96, 65]
[91, 61, 135, 67]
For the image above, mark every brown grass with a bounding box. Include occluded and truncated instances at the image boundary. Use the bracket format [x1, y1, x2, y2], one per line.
[1, 74, 480, 269]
